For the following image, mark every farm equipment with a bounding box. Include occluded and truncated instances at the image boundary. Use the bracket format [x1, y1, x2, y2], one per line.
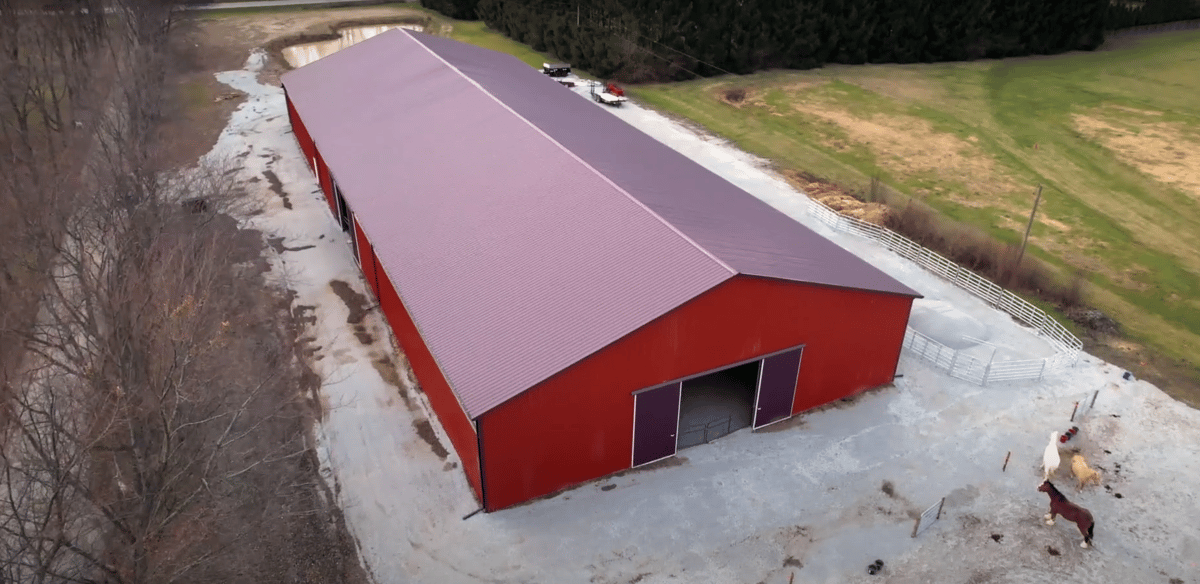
[589, 81, 627, 106]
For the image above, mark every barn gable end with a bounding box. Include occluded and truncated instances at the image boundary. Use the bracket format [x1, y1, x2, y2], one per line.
[281, 29, 919, 510]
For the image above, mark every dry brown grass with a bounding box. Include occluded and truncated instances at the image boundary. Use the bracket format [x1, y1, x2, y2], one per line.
[794, 103, 1024, 202]
[1073, 111, 1200, 200]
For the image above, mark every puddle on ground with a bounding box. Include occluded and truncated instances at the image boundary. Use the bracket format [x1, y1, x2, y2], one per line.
[283, 24, 424, 68]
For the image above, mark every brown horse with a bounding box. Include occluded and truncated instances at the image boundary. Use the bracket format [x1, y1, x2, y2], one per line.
[1039, 480, 1095, 548]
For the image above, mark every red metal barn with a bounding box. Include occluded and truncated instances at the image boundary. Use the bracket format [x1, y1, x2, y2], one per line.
[281, 30, 921, 512]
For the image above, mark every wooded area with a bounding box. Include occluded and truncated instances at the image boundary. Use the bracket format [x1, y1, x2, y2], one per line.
[1108, 0, 1200, 28]
[422, 0, 1200, 80]
[0, 2, 360, 583]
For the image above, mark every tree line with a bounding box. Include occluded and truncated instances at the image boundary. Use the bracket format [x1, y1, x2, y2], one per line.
[1, 2, 360, 583]
[1107, 0, 1200, 29]
[423, 0, 1197, 80]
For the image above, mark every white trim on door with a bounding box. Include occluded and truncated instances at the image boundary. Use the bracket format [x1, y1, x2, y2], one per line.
[752, 345, 805, 430]
[630, 381, 683, 468]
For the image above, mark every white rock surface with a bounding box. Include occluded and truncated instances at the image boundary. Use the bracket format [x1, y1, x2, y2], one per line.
[201, 51, 1200, 584]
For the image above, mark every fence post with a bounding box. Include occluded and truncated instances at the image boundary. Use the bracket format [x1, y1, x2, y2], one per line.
[811, 193, 1080, 385]
[984, 347, 996, 386]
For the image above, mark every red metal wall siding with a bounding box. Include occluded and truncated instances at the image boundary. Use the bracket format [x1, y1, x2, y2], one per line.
[285, 97, 334, 214]
[285, 93, 316, 172]
[314, 149, 335, 213]
[374, 266, 484, 502]
[346, 219, 483, 497]
[478, 275, 913, 510]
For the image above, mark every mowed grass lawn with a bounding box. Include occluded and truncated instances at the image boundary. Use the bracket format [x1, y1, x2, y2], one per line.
[632, 31, 1200, 376]
[246, 6, 1198, 391]
[401, 6, 592, 74]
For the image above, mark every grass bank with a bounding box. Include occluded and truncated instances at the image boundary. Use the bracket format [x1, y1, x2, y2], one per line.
[631, 30, 1200, 393]
[199, 6, 1200, 397]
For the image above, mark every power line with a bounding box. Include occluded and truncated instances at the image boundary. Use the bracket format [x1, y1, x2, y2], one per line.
[632, 31, 738, 77]
[531, 0, 734, 79]
[607, 29, 706, 79]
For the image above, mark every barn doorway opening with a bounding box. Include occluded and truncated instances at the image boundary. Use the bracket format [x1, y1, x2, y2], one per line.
[677, 361, 759, 450]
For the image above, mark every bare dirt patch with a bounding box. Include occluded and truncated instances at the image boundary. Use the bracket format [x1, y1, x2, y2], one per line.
[160, 19, 250, 170]
[159, 7, 432, 171]
[1084, 332, 1200, 409]
[413, 419, 450, 460]
[263, 168, 291, 209]
[793, 102, 1024, 204]
[716, 86, 772, 109]
[1073, 112, 1200, 199]
[330, 279, 375, 344]
[330, 279, 371, 324]
[719, 86, 747, 104]
[371, 354, 421, 413]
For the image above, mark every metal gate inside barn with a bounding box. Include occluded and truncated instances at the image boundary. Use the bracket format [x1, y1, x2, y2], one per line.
[631, 345, 804, 466]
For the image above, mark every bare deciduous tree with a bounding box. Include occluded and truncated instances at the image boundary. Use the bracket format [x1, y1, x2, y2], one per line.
[0, 3, 349, 583]
[1, 0, 110, 372]
[3, 152, 314, 583]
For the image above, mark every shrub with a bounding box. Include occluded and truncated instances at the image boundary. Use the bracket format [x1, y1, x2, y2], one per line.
[878, 183, 1088, 311]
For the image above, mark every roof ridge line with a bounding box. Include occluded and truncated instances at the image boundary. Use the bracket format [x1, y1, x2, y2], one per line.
[401, 30, 737, 278]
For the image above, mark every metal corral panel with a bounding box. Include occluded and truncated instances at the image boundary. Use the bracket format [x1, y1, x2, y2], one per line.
[283, 32, 735, 419]
[478, 275, 913, 511]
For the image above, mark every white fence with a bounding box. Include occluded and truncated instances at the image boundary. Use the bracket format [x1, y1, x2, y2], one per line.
[804, 198, 1081, 385]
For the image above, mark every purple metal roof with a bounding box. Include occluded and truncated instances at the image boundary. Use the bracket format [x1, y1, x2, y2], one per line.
[416, 32, 921, 298]
[282, 30, 734, 418]
[282, 29, 919, 418]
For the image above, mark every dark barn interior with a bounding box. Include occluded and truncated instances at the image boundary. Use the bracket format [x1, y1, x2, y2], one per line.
[677, 361, 760, 449]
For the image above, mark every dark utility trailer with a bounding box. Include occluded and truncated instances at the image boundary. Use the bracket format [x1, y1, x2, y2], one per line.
[541, 62, 571, 77]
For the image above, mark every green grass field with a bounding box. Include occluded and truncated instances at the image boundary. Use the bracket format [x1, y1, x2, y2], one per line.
[444, 20, 556, 70]
[630, 31, 1200, 374]
[438, 13, 596, 77]
[210, 5, 1200, 390]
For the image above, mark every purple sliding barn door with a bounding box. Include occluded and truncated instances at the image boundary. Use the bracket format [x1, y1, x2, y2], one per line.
[753, 347, 803, 429]
[632, 381, 682, 466]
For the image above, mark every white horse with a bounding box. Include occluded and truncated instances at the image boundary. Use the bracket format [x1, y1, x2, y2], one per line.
[1043, 432, 1061, 480]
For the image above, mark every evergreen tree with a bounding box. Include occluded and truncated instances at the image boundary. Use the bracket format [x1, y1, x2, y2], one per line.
[470, 0, 1153, 81]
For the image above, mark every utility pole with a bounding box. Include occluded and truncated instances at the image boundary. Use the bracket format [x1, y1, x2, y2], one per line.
[1011, 184, 1043, 286]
